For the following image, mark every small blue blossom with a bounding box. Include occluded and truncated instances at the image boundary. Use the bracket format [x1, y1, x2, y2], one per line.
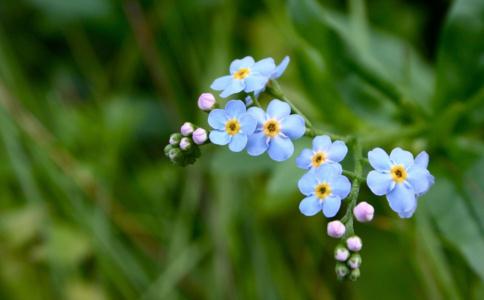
[366, 147, 435, 218]
[253, 56, 290, 98]
[210, 56, 275, 98]
[296, 135, 348, 170]
[298, 164, 351, 217]
[208, 100, 257, 152]
[246, 99, 305, 161]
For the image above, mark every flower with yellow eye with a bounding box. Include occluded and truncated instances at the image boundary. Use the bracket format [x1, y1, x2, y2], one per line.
[366, 148, 434, 218]
[298, 164, 351, 217]
[210, 56, 276, 98]
[246, 99, 305, 161]
[208, 100, 257, 152]
[296, 135, 348, 170]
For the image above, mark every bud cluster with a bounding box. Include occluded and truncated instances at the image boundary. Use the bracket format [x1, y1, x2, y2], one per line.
[333, 235, 363, 281]
[164, 122, 208, 166]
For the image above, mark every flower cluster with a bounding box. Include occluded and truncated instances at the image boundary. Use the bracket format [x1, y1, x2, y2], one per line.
[164, 55, 435, 281]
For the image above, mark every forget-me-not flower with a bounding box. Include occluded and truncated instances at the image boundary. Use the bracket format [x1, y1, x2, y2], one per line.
[298, 164, 351, 217]
[366, 147, 434, 218]
[296, 135, 348, 170]
[208, 100, 257, 152]
[210, 56, 275, 98]
[253, 56, 290, 98]
[246, 99, 305, 161]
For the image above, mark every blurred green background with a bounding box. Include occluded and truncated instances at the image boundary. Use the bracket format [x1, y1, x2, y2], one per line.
[0, 0, 483, 299]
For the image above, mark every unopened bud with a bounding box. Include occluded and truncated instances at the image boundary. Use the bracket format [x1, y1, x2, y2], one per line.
[180, 122, 194, 136]
[347, 254, 362, 269]
[197, 93, 216, 111]
[169, 133, 182, 145]
[353, 201, 374, 223]
[335, 263, 349, 279]
[349, 268, 360, 281]
[334, 246, 350, 262]
[192, 128, 208, 144]
[346, 236, 362, 252]
[327, 220, 346, 238]
[179, 137, 191, 150]
[168, 148, 181, 161]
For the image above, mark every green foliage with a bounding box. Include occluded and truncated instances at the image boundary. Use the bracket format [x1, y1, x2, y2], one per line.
[0, 0, 482, 299]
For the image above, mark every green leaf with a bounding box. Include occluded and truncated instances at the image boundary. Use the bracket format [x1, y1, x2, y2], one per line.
[434, 0, 484, 108]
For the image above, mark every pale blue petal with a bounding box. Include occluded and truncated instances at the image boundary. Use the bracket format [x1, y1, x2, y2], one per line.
[209, 130, 230, 145]
[281, 115, 305, 139]
[312, 135, 332, 151]
[247, 106, 266, 125]
[244, 75, 269, 92]
[367, 170, 392, 196]
[298, 170, 318, 195]
[299, 196, 322, 216]
[327, 141, 348, 162]
[228, 134, 248, 152]
[246, 132, 269, 156]
[329, 175, 351, 199]
[251, 57, 276, 76]
[390, 147, 414, 168]
[239, 113, 257, 135]
[268, 136, 294, 161]
[296, 149, 313, 170]
[211, 75, 232, 90]
[267, 99, 291, 119]
[368, 148, 391, 171]
[414, 151, 429, 169]
[387, 183, 417, 218]
[315, 164, 342, 181]
[230, 56, 254, 73]
[220, 80, 244, 98]
[407, 166, 431, 195]
[271, 56, 290, 79]
[322, 196, 341, 218]
[225, 100, 246, 118]
[208, 109, 227, 130]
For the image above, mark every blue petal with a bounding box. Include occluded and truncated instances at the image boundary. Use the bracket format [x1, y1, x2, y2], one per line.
[314, 164, 342, 181]
[228, 134, 248, 152]
[225, 100, 246, 118]
[368, 148, 391, 171]
[390, 147, 414, 168]
[296, 148, 313, 170]
[322, 196, 341, 218]
[251, 57, 276, 76]
[387, 183, 417, 218]
[230, 56, 254, 73]
[312, 135, 332, 151]
[367, 170, 393, 196]
[298, 170, 318, 196]
[244, 75, 269, 93]
[271, 56, 290, 79]
[267, 99, 291, 119]
[407, 166, 432, 195]
[209, 130, 230, 145]
[268, 136, 294, 161]
[220, 80, 244, 98]
[211, 75, 232, 91]
[247, 106, 266, 125]
[244, 95, 253, 106]
[246, 132, 269, 156]
[327, 140, 348, 163]
[239, 113, 257, 135]
[208, 109, 227, 130]
[299, 196, 321, 216]
[414, 151, 429, 169]
[281, 114, 305, 139]
[329, 175, 351, 199]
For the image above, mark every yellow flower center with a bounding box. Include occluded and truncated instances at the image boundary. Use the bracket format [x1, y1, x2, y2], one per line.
[314, 183, 331, 200]
[263, 119, 281, 138]
[311, 151, 327, 168]
[233, 68, 251, 80]
[390, 165, 407, 183]
[225, 119, 241, 136]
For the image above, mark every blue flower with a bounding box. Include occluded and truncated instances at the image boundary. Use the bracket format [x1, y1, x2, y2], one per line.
[366, 147, 434, 218]
[296, 135, 348, 170]
[253, 56, 290, 98]
[208, 100, 257, 152]
[210, 56, 275, 98]
[246, 99, 305, 161]
[298, 164, 351, 217]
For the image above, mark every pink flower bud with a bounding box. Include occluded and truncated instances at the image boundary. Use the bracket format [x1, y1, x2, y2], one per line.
[346, 236, 362, 252]
[192, 128, 207, 144]
[334, 247, 350, 262]
[197, 93, 216, 111]
[353, 201, 374, 223]
[180, 122, 194, 136]
[179, 137, 191, 150]
[327, 220, 346, 238]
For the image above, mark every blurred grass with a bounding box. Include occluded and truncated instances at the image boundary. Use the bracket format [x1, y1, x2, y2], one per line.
[0, 0, 483, 299]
